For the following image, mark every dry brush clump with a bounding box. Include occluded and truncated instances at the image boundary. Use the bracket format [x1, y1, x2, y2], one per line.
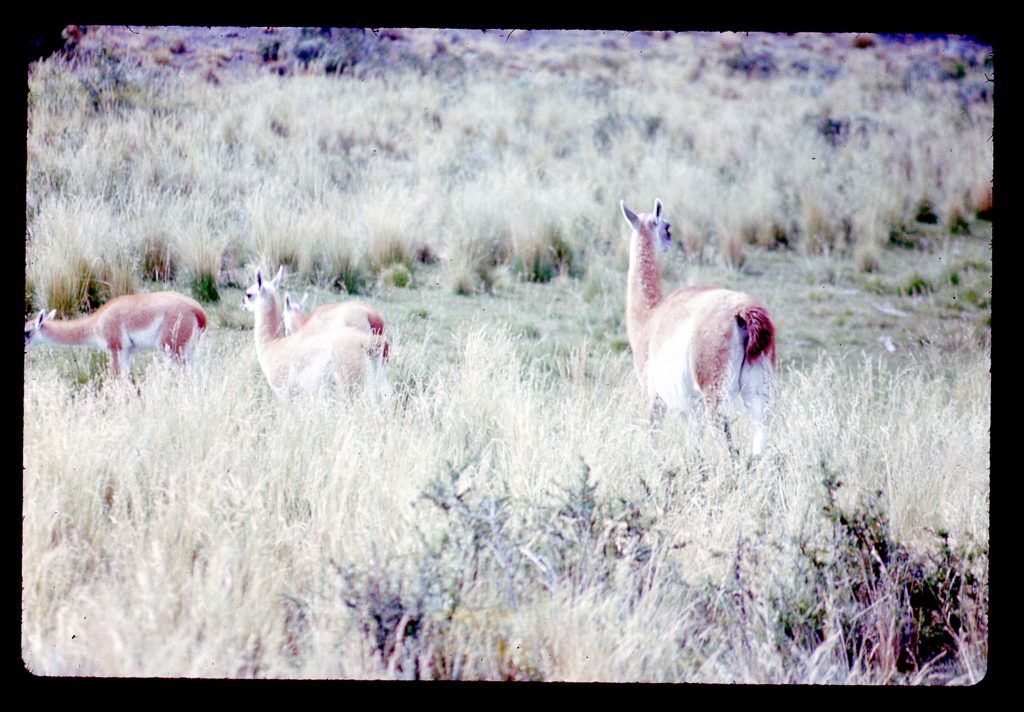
[768, 470, 988, 683]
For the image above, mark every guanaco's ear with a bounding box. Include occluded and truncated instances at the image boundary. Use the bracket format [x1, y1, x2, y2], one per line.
[284, 292, 293, 310]
[654, 199, 663, 219]
[301, 293, 309, 308]
[621, 200, 640, 232]
[255, 268, 264, 290]
[271, 265, 284, 289]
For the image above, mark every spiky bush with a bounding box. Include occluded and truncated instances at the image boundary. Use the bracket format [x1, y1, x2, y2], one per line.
[772, 472, 988, 681]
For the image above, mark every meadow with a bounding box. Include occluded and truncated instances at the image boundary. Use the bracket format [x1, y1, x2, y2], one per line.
[23, 28, 991, 682]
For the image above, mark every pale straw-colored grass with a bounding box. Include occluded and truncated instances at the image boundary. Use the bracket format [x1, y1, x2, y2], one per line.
[23, 317, 988, 679]
[27, 32, 992, 309]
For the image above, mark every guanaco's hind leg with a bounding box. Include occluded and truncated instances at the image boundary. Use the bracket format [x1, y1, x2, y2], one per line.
[161, 312, 202, 369]
[647, 396, 666, 446]
[702, 388, 741, 460]
[739, 357, 772, 457]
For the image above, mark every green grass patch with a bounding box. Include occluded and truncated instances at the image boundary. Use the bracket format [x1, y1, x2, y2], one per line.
[189, 270, 220, 303]
[380, 262, 412, 288]
[330, 255, 370, 296]
[904, 273, 934, 296]
[510, 225, 582, 283]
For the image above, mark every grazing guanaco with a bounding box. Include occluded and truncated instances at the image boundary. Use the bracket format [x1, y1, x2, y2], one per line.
[24, 291, 207, 377]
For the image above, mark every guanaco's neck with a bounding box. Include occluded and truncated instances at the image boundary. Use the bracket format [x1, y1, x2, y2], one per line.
[39, 314, 102, 348]
[256, 296, 284, 346]
[627, 225, 663, 332]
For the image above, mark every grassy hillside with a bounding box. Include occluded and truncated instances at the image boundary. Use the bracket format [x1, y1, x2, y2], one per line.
[23, 28, 991, 682]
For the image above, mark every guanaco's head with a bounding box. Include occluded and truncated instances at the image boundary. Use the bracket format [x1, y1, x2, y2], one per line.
[24, 309, 57, 348]
[621, 198, 672, 253]
[241, 266, 284, 315]
[282, 292, 309, 336]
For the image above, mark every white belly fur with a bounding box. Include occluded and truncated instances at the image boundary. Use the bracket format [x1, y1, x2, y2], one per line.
[123, 315, 165, 354]
[647, 316, 746, 414]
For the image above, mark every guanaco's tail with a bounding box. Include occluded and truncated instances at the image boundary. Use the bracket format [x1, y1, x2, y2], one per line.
[193, 305, 208, 333]
[365, 311, 385, 336]
[737, 306, 775, 366]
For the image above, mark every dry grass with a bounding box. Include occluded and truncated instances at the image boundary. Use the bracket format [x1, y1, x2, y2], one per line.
[26, 30, 992, 309]
[23, 316, 989, 679]
[23, 28, 990, 682]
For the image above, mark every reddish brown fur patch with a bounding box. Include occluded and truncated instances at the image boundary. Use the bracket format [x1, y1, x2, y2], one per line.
[365, 311, 385, 336]
[690, 301, 738, 406]
[105, 293, 205, 361]
[159, 304, 202, 359]
[193, 305, 207, 333]
[625, 220, 667, 339]
[256, 290, 283, 344]
[739, 305, 775, 366]
[626, 219, 672, 379]
[647, 288, 774, 414]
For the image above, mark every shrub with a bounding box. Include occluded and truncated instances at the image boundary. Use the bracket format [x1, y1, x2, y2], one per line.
[759, 470, 989, 681]
[973, 185, 993, 221]
[723, 48, 777, 78]
[75, 48, 148, 114]
[819, 475, 985, 675]
[915, 202, 939, 225]
[948, 211, 971, 235]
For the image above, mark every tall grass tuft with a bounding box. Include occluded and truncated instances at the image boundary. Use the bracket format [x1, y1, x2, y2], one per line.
[320, 227, 370, 294]
[720, 229, 747, 269]
[510, 222, 582, 283]
[25, 273, 37, 318]
[447, 196, 512, 295]
[140, 231, 176, 283]
[28, 248, 102, 317]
